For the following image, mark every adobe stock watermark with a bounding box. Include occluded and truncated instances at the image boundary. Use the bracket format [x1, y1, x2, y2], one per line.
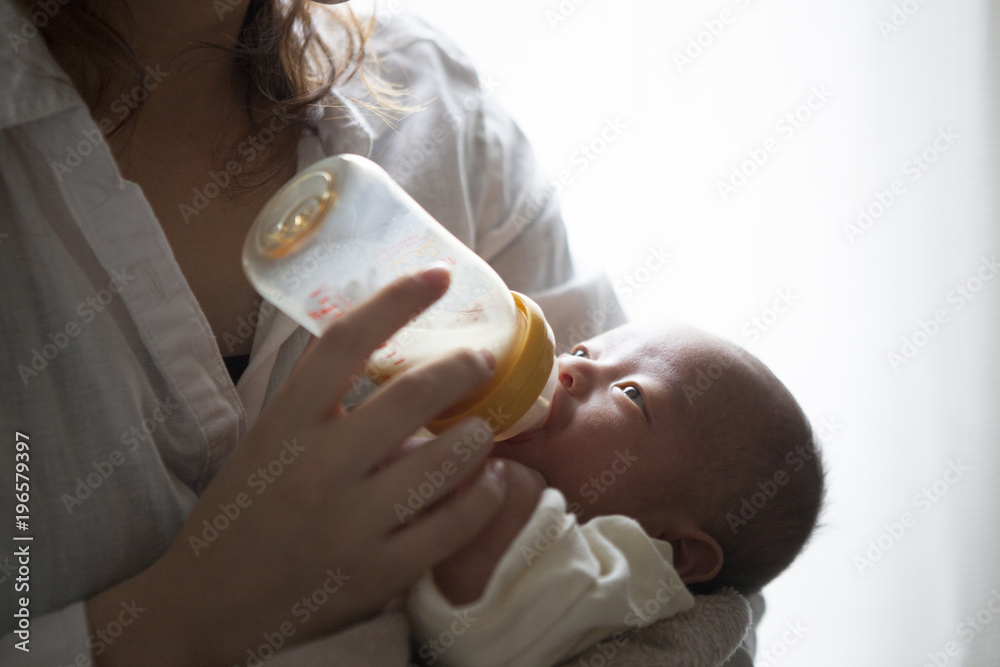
[574, 629, 633, 667]
[5, 0, 70, 53]
[920, 589, 1000, 667]
[43, 597, 145, 660]
[388, 126, 449, 184]
[672, 0, 759, 73]
[559, 296, 621, 355]
[88, 600, 145, 659]
[50, 66, 169, 181]
[877, 0, 933, 40]
[223, 299, 277, 354]
[267, 235, 471, 332]
[843, 126, 958, 244]
[853, 458, 970, 575]
[350, 288, 501, 389]
[61, 394, 181, 514]
[613, 246, 672, 302]
[16, 268, 136, 386]
[179, 107, 295, 223]
[624, 576, 690, 628]
[213, 0, 247, 20]
[681, 356, 735, 405]
[572, 577, 691, 666]
[579, 449, 639, 506]
[188, 439, 305, 556]
[560, 244, 670, 353]
[520, 449, 639, 566]
[393, 411, 512, 524]
[544, 0, 595, 31]
[510, 116, 630, 236]
[725, 429, 825, 536]
[271, 236, 346, 301]
[370, 0, 406, 28]
[566, 116, 629, 176]
[716, 85, 832, 202]
[887, 254, 997, 371]
[412, 610, 478, 666]
[740, 289, 798, 342]
[757, 619, 809, 667]
[519, 504, 576, 566]
[290, 567, 351, 625]
[236, 567, 351, 667]
[387, 72, 502, 183]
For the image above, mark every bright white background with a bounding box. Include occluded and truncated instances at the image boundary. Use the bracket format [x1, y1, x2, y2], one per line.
[369, 1, 1000, 665]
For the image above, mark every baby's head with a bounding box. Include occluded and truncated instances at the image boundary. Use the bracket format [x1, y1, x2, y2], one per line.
[492, 321, 824, 596]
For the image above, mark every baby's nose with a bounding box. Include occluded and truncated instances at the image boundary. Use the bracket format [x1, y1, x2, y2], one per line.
[557, 356, 587, 395]
[559, 368, 574, 390]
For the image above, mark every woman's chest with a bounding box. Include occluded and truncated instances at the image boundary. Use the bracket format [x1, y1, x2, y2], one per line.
[125, 155, 298, 357]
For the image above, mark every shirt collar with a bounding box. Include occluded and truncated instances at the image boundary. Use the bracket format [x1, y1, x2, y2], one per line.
[0, 0, 81, 129]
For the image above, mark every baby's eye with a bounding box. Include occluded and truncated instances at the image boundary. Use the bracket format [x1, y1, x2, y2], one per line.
[621, 385, 646, 414]
[570, 347, 588, 358]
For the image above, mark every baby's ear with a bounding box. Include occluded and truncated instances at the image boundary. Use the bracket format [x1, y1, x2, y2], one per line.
[666, 529, 724, 585]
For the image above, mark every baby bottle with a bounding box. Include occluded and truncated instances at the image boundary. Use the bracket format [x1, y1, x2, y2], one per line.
[242, 154, 558, 441]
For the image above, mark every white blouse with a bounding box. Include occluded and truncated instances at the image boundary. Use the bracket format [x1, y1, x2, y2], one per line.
[0, 3, 624, 663]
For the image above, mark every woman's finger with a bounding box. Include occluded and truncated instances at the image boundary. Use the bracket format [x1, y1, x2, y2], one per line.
[341, 348, 495, 472]
[286, 335, 320, 382]
[383, 459, 508, 578]
[365, 416, 498, 529]
[274, 267, 451, 421]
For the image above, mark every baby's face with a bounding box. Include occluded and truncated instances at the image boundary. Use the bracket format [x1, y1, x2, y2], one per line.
[493, 321, 744, 534]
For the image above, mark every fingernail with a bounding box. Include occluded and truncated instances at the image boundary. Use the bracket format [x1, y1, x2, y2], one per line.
[479, 349, 496, 372]
[414, 265, 450, 290]
[485, 459, 506, 490]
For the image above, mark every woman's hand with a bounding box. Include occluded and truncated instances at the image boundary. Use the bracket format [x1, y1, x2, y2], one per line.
[86, 267, 508, 666]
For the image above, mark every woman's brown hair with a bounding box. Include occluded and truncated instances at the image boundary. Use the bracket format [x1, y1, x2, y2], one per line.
[17, 0, 395, 190]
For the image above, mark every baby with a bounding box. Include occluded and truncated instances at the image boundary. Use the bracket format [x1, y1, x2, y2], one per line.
[407, 321, 825, 667]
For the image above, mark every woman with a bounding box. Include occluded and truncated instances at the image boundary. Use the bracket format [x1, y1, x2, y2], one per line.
[0, 0, 624, 664]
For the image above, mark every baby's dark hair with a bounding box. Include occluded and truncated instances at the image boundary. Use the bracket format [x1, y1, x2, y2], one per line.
[685, 351, 825, 597]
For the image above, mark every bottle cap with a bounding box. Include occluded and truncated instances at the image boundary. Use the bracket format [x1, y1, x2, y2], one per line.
[425, 292, 555, 436]
[253, 170, 336, 259]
